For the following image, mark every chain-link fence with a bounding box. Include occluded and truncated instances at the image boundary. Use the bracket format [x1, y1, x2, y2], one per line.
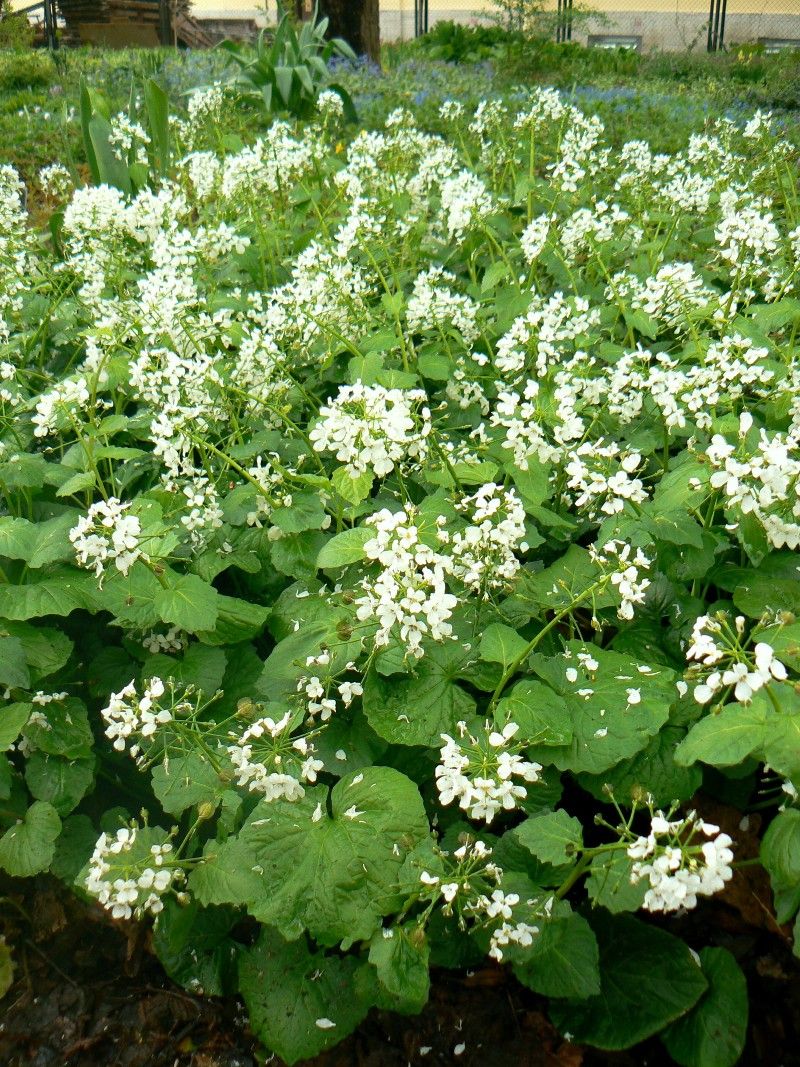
[187, 0, 800, 51]
[20, 0, 799, 52]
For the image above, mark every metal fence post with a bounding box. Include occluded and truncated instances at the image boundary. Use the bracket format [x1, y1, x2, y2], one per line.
[707, 0, 728, 50]
[42, 0, 58, 50]
[414, 0, 428, 37]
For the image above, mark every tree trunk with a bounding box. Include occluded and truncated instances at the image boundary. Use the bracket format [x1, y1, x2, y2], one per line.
[318, 0, 380, 62]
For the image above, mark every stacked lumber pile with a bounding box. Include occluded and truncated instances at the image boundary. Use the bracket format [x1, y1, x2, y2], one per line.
[56, 0, 214, 47]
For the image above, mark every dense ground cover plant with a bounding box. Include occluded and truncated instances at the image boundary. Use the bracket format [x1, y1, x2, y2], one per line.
[2, 70, 800, 1064]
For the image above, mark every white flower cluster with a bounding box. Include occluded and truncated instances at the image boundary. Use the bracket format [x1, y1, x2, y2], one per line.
[447, 483, 528, 595]
[296, 651, 363, 722]
[686, 613, 787, 704]
[406, 266, 480, 346]
[317, 89, 345, 120]
[85, 826, 183, 920]
[494, 291, 598, 379]
[310, 382, 431, 480]
[590, 539, 652, 620]
[439, 169, 494, 241]
[564, 440, 648, 517]
[356, 507, 457, 658]
[520, 214, 552, 263]
[227, 710, 323, 801]
[418, 838, 540, 961]
[38, 162, 73, 199]
[101, 678, 170, 755]
[560, 200, 633, 263]
[611, 262, 716, 335]
[32, 377, 90, 438]
[69, 498, 147, 582]
[704, 414, 800, 550]
[436, 721, 542, 823]
[628, 809, 734, 913]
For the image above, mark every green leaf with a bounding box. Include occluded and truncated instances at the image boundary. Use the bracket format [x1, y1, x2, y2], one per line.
[0, 636, 29, 689]
[155, 575, 220, 634]
[204, 767, 430, 947]
[271, 490, 326, 534]
[761, 808, 800, 914]
[144, 77, 170, 176]
[585, 850, 647, 913]
[316, 526, 373, 569]
[514, 910, 600, 999]
[494, 679, 572, 747]
[2, 622, 73, 682]
[190, 838, 266, 906]
[479, 623, 528, 672]
[661, 948, 748, 1067]
[27, 512, 81, 570]
[550, 912, 707, 1050]
[22, 698, 94, 759]
[0, 516, 35, 561]
[482, 259, 511, 292]
[675, 699, 770, 768]
[368, 925, 430, 1014]
[0, 703, 30, 751]
[0, 570, 97, 621]
[0, 801, 61, 877]
[151, 754, 227, 817]
[258, 608, 361, 698]
[152, 899, 238, 998]
[529, 643, 676, 773]
[579, 726, 702, 807]
[142, 645, 227, 698]
[88, 112, 131, 193]
[332, 465, 373, 505]
[49, 814, 98, 884]
[515, 810, 582, 866]
[238, 926, 370, 1065]
[363, 641, 476, 746]
[25, 753, 95, 816]
[201, 595, 268, 646]
[515, 546, 613, 615]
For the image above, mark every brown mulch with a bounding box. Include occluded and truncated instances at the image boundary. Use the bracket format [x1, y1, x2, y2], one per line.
[1, 856, 800, 1067]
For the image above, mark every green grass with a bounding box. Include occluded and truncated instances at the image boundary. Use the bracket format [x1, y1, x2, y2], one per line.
[0, 38, 798, 182]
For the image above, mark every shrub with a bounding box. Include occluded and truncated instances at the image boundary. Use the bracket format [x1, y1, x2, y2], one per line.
[1, 74, 799, 1067]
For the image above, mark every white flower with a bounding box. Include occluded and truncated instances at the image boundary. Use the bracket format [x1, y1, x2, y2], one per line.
[310, 382, 431, 480]
[69, 498, 147, 582]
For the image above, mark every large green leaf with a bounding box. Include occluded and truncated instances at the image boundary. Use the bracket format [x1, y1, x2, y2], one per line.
[585, 851, 647, 913]
[550, 912, 707, 1049]
[25, 753, 95, 816]
[761, 808, 800, 921]
[151, 754, 228, 817]
[515, 810, 582, 866]
[367, 925, 430, 1014]
[363, 641, 475, 746]
[0, 703, 29, 752]
[0, 636, 29, 689]
[198, 767, 430, 947]
[0, 570, 98, 621]
[580, 726, 702, 806]
[238, 927, 370, 1065]
[155, 575, 220, 634]
[0, 801, 61, 877]
[494, 678, 572, 747]
[513, 908, 600, 1000]
[529, 643, 676, 773]
[660, 948, 748, 1067]
[675, 698, 770, 768]
[152, 899, 238, 998]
